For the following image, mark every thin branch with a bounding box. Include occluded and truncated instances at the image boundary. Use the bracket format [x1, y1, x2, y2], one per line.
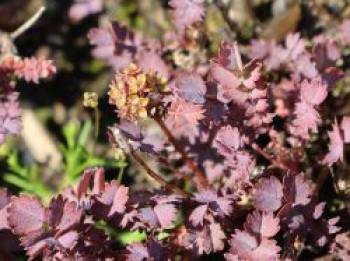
[214, 1, 236, 33]
[314, 166, 340, 196]
[11, 6, 46, 40]
[129, 149, 189, 197]
[117, 165, 125, 185]
[94, 107, 100, 139]
[154, 116, 209, 190]
[156, 154, 194, 184]
[108, 128, 189, 196]
[329, 166, 341, 193]
[251, 143, 289, 170]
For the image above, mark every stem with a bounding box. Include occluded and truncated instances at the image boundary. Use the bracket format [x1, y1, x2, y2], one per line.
[117, 166, 125, 184]
[94, 107, 100, 139]
[154, 117, 209, 189]
[251, 143, 289, 170]
[328, 166, 340, 194]
[215, 3, 233, 29]
[129, 149, 189, 197]
[314, 166, 340, 196]
[156, 155, 194, 184]
[11, 6, 46, 40]
[314, 167, 328, 196]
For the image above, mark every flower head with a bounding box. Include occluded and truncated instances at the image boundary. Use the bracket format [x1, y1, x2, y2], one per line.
[83, 92, 99, 108]
[108, 64, 169, 121]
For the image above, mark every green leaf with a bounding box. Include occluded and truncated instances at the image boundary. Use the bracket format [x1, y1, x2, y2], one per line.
[78, 120, 92, 147]
[118, 230, 146, 245]
[63, 122, 79, 149]
[4, 174, 33, 191]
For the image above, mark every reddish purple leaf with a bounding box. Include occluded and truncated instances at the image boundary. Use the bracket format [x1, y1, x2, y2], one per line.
[56, 201, 83, 233]
[284, 33, 306, 61]
[245, 211, 280, 238]
[138, 51, 169, 78]
[138, 207, 159, 228]
[341, 116, 350, 143]
[332, 233, 350, 261]
[216, 42, 243, 71]
[127, 238, 169, 261]
[228, 230, 281, 261]
[8, 196, 45, 235]
[153, 204, 177, 228]
[291, 101, 321, 140]
[295, 54, 318, 79]
[0, 90, 21, 144]
[165, 96, 205, 138]
[196, 223, 226, 254]
[210, 42, 262, 104]
[253, 176, 283, 213]
[147, 237, 170, 261]
[126, 243, 149, 261]
[300, 78, 328, 106]
[340, 19, 350, 45]
[229, 230, 258, 259]
[323, 119, 344, 165]
[0, 189, 11, 230]
[92, 168, 106, 194]
[209, 63, 245, 104]
[47, 196, 65, 228]
[174, 73, 207, 104]
[57, 231, 79, 249]
[88, 21, 141, 69]
[190, 189, 234, 225]
[95, 180, 119, 206]
[69, 0, 103, 22]
[26, 240, 49, 261]
[283, 173, 312, 206]
[189, 204, 208, 227]
[108, 185, 129, 217]
[214, 125, 247, 156]
[76, 170, 93, 199]
[169, 0, 205, 31]
[313, 36, 340, 70]
[139, 203, 177, 229]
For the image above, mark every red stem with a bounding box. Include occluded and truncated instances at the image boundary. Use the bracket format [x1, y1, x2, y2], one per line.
[154, 117, 209, 190]
[251, 143, 289, 170]
[129, 149, 189, 197]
